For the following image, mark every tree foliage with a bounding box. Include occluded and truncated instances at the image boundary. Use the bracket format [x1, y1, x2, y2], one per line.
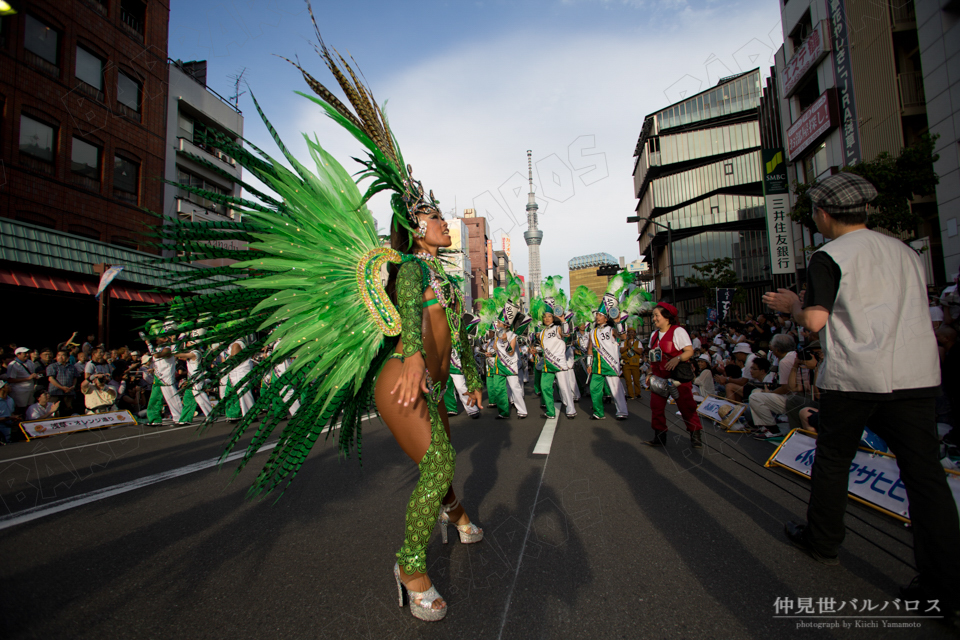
[790, 134, 940, 235]
[685, 257, 747, 311]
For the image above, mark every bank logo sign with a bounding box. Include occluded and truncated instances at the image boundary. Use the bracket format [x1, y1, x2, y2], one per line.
[762, 148, 795, 274]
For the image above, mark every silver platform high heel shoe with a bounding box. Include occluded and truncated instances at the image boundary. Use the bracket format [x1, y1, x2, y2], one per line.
[438, 498, 484, 544]
[393, 563, 447, 622]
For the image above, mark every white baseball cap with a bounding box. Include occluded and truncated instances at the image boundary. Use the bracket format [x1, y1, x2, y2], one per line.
[15, 347, 29, 354]
[733, 343, 753, 354]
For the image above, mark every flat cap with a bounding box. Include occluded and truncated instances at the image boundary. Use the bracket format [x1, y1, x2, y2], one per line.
[807, 172, 877, 213]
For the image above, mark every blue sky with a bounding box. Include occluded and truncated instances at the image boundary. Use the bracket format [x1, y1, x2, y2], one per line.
[169, 0, 784, 293]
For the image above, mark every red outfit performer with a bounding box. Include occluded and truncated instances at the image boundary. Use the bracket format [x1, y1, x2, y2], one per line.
[644, 302, 703, 449]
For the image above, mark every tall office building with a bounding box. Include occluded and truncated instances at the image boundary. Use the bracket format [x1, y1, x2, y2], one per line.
[632, 69, 769, 321]
[775, 0, 947, 284]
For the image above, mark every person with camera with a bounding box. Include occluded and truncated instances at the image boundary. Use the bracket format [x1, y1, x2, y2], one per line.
[80, 373, 119, 414]
[763, 172, 959, 625]
[748, 334, 804, 441]
[643, 302, 703, 448]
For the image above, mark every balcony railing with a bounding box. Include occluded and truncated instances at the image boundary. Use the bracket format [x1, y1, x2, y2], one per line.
[889, 0, 916, 27]
[897, 71, 926, 110]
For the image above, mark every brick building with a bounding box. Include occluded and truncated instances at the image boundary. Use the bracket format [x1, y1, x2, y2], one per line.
[462, 209, 489, 304]
[0, 0, 172, 346]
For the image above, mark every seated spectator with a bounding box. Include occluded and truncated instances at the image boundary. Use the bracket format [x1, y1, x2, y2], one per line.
[26, 388, 58, 421]
[80, 373, 118, 413]
[786, 341, 820, 433]
[741, 357, 775, 400]
[750, 334, 804, 441]
[47, 349, 78, 417]
[693, 354, 715, 398]
[714, 343, 754, 400]
[0, 380, 17, 444]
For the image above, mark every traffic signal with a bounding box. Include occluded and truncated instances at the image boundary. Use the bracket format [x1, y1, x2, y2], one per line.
[596, 265, 620, 276]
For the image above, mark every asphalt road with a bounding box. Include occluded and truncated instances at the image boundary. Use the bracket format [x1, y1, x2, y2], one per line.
[0, 385, 953, 640]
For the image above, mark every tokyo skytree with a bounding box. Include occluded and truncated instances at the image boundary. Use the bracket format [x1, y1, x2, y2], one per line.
[522, 150, 543, 300]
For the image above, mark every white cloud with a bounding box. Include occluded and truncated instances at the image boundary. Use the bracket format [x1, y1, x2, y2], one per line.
[287, 2, 782, 295]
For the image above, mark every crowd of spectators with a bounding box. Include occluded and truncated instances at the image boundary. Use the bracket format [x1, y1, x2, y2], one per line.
[670, 272, 960, 455]
[0, 332, 162, 444]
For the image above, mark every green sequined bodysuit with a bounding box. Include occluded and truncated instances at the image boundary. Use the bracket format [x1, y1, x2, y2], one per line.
[392, 258, 482, 576]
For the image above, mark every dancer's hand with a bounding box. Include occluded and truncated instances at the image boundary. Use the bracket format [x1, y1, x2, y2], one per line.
[465, 390, 482, 408]
[391, 352, 429, 407]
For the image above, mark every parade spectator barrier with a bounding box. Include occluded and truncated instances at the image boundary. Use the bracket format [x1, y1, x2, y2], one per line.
[19, 411, 138, 441]
[765, 429, 960, 524]
[696, 395, 747, 431]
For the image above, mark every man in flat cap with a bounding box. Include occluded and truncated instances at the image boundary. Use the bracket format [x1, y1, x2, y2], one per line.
[764, 172, 960, 623]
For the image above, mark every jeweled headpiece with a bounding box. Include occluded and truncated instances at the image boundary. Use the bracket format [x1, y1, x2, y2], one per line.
[401, 166, 441, 226]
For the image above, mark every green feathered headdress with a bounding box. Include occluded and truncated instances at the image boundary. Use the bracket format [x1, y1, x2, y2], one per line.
[571, 286, 599, 326]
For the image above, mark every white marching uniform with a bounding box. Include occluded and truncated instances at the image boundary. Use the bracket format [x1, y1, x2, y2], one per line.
[589, 325, 629, 418]
[154, 351, 184, 423]
[221, 340, 255, 417]
[538, 324, 577, 417]
[186, 349, 213, 417]
[496, 330, 528, 417]
[449, 348, 478, 416]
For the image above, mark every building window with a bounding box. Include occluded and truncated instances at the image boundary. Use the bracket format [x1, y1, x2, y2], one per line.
[724, 162, 734, 175]
[75, 46, 105, 100]
[71, 137, 101, 189]
[177, 113, 194, 141]
[117, 71, 141, 119]
[24, 14, 60, 75]
[120, 0, 146, 42]
[177, 167, 229, 217]
[19, 114, 55, 166]
[795, 76, 820, 114]
[802, 142, 829, 183]
[114, 155, 139, 203]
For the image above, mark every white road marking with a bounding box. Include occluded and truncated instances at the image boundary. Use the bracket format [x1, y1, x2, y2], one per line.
[498, 439, 551, 640]
[0, 412, 376, 531]
[0, 443, 277, 532]
[532, 403, 561, 455]
[1, 422, 203, 463]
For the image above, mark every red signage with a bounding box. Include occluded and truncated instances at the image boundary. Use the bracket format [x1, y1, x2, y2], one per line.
[787, 89, 838, 159]
[782, 20, 831, 97]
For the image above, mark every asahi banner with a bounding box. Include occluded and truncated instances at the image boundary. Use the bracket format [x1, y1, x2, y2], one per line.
[20, 411, 138, 440]
[762, 148, 796, 275]
[766, 429, 960, 523]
